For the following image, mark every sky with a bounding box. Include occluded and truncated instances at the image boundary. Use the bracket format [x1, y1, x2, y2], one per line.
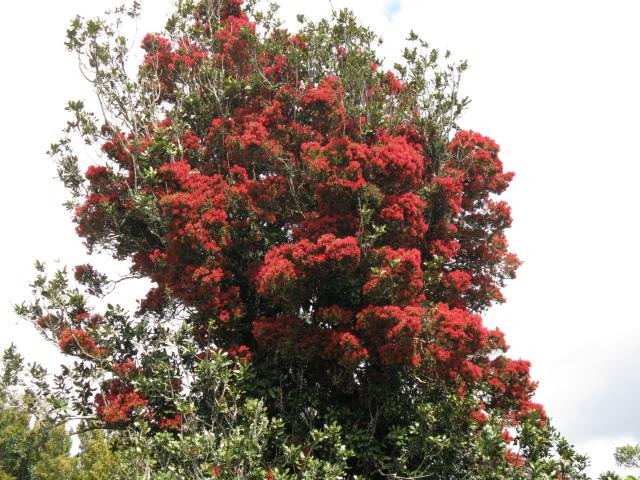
[1, 0, 639, 476]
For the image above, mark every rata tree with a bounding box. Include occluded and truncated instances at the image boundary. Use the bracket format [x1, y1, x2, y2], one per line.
[16, 0, 588, 478]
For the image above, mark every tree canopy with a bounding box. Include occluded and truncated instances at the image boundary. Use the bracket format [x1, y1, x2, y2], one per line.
[14, 0, 590, 478]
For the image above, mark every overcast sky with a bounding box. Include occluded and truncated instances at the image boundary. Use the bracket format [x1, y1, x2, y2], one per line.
[1, 0, 639, 476]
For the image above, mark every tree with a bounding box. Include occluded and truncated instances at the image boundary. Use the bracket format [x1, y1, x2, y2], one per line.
[15, 0, 589, 478]
[0, 345, 76, 480]
[0, 345, 125, 480]
[615, 445, 640, 470]
[597, 444, 640, 480]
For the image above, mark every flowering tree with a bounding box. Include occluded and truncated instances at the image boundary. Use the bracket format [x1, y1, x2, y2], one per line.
[16, 0, 589, 478]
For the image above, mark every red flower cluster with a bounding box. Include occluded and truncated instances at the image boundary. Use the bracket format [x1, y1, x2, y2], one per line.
[504, 450, 525, 468]
[112, 359, 139, 378]
[95, 380, 148, 424]
[58, 328, 105, 358]
[256, 234, 361, 306]
[69, 0, 535, 435]
[157, 413, 183, 430]
[363, 247, 424, 305]
[356, 305, 423, 366]
[366, 134, 424, 191]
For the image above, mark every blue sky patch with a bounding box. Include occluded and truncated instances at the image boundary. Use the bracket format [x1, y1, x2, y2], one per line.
[384, 0, 401, 20]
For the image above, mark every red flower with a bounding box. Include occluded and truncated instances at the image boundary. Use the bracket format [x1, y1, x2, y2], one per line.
[58, 328, 105, 358]
[158, 413, 183, 430]
[95, 381, 147, 424]
[385, 70, 404, 94]
[470, 410, 487, 424]
[505, 450, 524, 468]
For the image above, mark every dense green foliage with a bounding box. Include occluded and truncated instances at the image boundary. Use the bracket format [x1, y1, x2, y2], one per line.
[0, 346, 122, 480]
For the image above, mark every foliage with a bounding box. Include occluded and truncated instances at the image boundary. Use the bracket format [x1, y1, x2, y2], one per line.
[0, 346, 122, 480]
[598, 473, 638, 480]
[14, 0, 590, 478]
[615, 445, 640, 470]
[597, 444, 640, 480]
